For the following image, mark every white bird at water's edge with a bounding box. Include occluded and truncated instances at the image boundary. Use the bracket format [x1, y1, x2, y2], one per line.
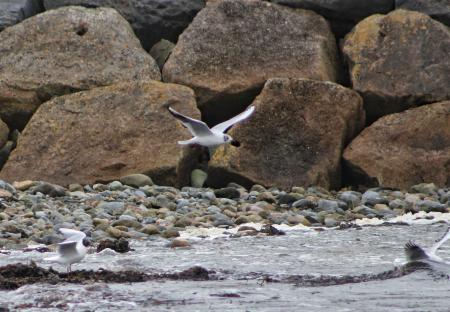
[404, 226, 450, 263]
[44, 228, 88, 272]
[167, 105, 255, 157]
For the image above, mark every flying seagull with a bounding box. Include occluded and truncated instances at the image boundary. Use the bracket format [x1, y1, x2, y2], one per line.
[44, 228, 89, 272]
[168, 105, 255, 156]
[404, 226, 450, 263]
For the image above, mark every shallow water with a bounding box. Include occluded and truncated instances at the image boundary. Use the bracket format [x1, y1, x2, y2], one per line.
[1, 222, 450, 311]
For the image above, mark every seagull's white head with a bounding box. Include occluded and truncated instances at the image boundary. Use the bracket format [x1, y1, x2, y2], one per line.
[223, 134, 241, 147]
[223, 134, 232, 143]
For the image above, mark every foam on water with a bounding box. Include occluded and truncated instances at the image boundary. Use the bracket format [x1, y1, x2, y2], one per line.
[179, 212, 450, 240]
[356, 211, 450, 226]
[179, 222, 311, 240]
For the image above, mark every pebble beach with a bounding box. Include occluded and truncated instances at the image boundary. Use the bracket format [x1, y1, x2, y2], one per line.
[1, 174, 448, 250]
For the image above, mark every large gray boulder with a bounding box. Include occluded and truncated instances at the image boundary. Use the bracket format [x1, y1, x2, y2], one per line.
[344, 101, 450, 189]
[164, 0, 341, 126]
[0, 80, 199, 187]
[267, 0, 394, 37]
[208, 78, 364, 190]
[43, 0, 206, 50]
[342, 9, 450, 123]
[0, 0, 42, 31]
[396, 0, 450, 26]
[0, 6, 160, 130]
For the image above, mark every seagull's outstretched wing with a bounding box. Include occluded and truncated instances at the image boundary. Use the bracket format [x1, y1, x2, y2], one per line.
[211, 105, 255, 134]
[404, 241, 428, 261]
[429, 226, 450, 256]
[59, 228, 86, 242]
[168, 107, 213, 137]
[57, 241, 79, 258]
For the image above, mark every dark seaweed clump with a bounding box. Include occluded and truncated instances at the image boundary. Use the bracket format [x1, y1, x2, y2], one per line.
[0, 262, 210, 290]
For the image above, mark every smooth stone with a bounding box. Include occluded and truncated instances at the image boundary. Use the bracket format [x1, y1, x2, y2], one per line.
[277, 193, 301, 205]
[291, 186, 305, 194]
[96, 201, 125, 216]
[337, 191, 361, 208]
[389, 199, 407, 210]
[214, 187, 241, 199]
[141, 224, 160, 235]
[174, 217, 193, 228]
[149, 39, 175, 70]
[168, 238, 190, 248]
[324, 217, 339, 227]
[142, 217, 156, 224]
[0, 180, 15, 193]
[29, 182, 65, 197]
[317, 199, 339, 212]
[69, 191, 89, 199]
[234, 216, 249, 225]
[96, 237, 130, 253]
[108, 181, 124, 191]
[93, 184, 108, 191]
[120, 174, 153, 188]
[292, 198, 317, 209]
[250, 185, 266, 192]
[415, 200, 447, 213]
[0, 212, 9, 221]
[223, 209, 237, 218]
[207, 206, 221, 214]
[213, 213, 234, 227]
[161, 229, 180, 239]
[362, 190, 389, 206]
[12, 180, 37, 191]
[68, 183, 84, 192]
[191, 169, 208, 188]
[218, 198, 236, 206]
[410, 183, 438, 195]
[91, 230, 109, 241]
[176, 199, 190, 210]
[112, 219, 142, 229]
[134, 190, 147, 198]
[155, 195, 172, 208]
[257, 192, 276, 203]
[107, 227, 130, 239]
[247, 213, 263, 223]
[201, 191, 216, 201]
[0, 189, 13, 199]
[353, 205, 381, 217]
[287, 215, 310, 226]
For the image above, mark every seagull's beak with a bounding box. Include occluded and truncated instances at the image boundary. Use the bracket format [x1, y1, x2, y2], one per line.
[230, 140, 240, 147]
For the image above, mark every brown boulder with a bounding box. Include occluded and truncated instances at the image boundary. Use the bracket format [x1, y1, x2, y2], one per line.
[163, 0, 341, 126]
[207, 78, 364, 190]
[0, 119, 8, 149]
[343, 101, 450, 189]
[0, 6, 160, 130]
[343, 9, 450, 123]
[0, 80, 199, 187]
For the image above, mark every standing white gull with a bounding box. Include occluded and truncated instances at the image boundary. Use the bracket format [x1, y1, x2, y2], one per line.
[167, 105, 255, 156]
[404, 226, 450, 263]
[44, 228, 88, 272]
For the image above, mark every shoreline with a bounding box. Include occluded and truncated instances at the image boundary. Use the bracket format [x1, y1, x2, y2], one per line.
[0, 179, 448, 249]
